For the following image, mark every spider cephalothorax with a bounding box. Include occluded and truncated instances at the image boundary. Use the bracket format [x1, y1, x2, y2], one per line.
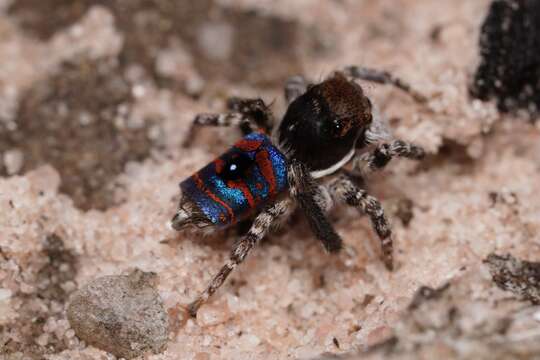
[278, 73, 373, 175]
[172, 66, 426, 317]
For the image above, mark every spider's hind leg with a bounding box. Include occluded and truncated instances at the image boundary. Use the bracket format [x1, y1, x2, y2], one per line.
[187, 198, 292, 317]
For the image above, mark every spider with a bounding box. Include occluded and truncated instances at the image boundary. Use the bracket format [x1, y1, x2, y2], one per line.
[171, 66, 426, 317]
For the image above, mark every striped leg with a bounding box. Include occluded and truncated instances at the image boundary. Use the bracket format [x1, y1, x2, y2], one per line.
[226, 97, 274, 134]
[352, 140, 425, 177]
[187, 199, 292, 317]
[287, 160, 343, 253]
[182, 112, 257, 148]
[329, 174, 394, 270]
[342, 65, 427, 103]
[183, 98, 274, 147]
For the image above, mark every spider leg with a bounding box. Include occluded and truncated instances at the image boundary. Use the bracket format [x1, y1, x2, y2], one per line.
[342, 65, 428, 103]
[352, 140, 425, 177]
[329, 174, 394, 270]
[226, 97, 275, 134]
[284, 75, 310, 104]
[234, 218, 254, 237]
[187, 198, 292, 317]
[183, 98, 274, 147]
[288, 160, 343, 253]
[313, 184, 334, 213]
[182, 112, 255, 147]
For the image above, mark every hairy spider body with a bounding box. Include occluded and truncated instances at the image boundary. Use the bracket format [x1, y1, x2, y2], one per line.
[172, 67, 426, 317]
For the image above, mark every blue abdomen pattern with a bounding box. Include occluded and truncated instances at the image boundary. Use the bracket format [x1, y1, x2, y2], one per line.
[180, 132, 288, 228]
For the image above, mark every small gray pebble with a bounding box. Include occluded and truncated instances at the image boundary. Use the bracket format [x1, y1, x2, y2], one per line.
[67, 269, 169, 359]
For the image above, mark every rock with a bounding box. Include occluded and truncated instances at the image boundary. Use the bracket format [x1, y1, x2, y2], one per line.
[485, 253, 540, 304]
[310, 267, 540, 359]
[470, 0, 540, 117]
[67, 269, 169, 359]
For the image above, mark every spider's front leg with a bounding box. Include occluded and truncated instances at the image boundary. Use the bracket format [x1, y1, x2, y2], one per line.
[352, 140, 425, 177]
[182, 97, 273, 148]
[287, 160, 343, 253]
[342, 65, 428, 103]
[329, 173, 394, 270]
[187, 198, 292, 317]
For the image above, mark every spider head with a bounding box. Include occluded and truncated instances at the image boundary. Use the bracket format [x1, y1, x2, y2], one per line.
[278, 73, 373, 175]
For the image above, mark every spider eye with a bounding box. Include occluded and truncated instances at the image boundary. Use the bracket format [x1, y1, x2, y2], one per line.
[330, 119, 346, 137]
[219, 153, 254, 181]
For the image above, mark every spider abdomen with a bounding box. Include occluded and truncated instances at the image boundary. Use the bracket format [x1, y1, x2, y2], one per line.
[180, 132, 288, 228]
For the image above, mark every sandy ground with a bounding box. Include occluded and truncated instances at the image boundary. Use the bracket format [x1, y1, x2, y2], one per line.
[2, 0, 540, 359]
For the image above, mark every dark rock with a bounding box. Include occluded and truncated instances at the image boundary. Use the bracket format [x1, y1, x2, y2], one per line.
[470, 0, 540, 117]
[485, 253, 540, 304]
[67, 269, 169, 359]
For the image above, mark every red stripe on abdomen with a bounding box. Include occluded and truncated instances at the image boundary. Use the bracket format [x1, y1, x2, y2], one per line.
[227, 180, 256, 208]
[193, 173, 236, 224]
[235, 139, 263, 152]
[256, 149, 276, 196]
